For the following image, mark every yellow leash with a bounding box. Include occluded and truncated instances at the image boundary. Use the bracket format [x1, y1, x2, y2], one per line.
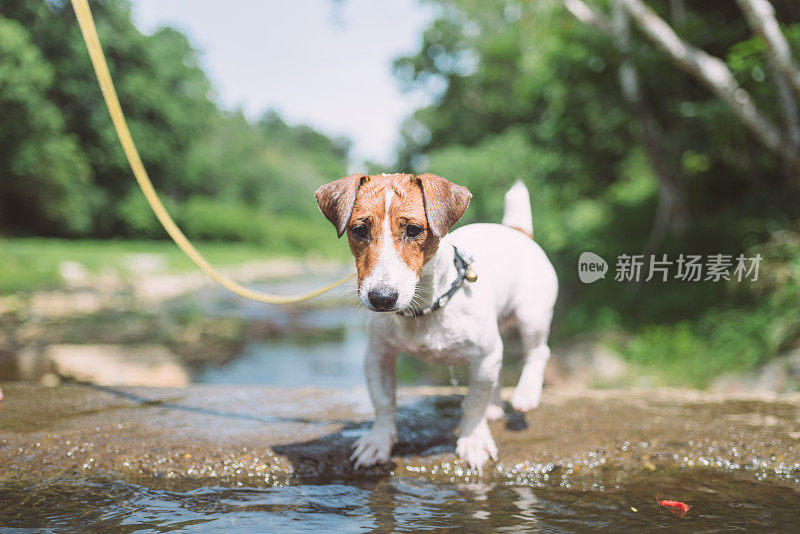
[71, 0, 354, 304]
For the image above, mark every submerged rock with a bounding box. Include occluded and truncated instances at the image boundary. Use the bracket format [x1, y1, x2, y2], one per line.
[546, 342, 631, 388]
[712, 349, 800, 393]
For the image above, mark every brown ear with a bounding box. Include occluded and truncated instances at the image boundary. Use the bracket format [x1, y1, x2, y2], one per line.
[416, 174, 472, 238]
[314, 174, 365, 237]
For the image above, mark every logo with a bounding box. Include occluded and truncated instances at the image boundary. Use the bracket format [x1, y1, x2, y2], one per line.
[577, 252, 761, 283]
[578, 251, 608, 283]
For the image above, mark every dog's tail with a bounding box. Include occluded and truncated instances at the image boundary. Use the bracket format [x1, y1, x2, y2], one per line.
[502, 180, 533, 238]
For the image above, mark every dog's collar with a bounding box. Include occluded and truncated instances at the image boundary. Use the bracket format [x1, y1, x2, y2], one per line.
[397, 245, 477, 318]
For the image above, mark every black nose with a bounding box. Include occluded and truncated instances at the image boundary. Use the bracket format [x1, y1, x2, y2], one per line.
[368, 287, 398, 311]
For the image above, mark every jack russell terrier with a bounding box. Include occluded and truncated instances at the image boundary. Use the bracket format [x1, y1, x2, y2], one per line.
[315, 173, 558, 472]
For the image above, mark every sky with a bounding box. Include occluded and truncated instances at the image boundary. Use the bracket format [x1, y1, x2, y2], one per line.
[131, 0, 435, 165]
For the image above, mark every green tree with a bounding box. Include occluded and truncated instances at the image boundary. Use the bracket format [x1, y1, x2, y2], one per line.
[0, 15, 94, 235]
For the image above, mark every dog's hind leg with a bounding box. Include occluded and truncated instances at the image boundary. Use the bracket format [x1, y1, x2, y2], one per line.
[485, 382, 505, 421]
[510, 305, 553, 413]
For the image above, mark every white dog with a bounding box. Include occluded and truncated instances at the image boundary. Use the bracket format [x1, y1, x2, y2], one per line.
[315, 174, 558, 472]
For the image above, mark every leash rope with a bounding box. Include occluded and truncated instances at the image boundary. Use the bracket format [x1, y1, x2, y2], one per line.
[71, 0, 355, 304]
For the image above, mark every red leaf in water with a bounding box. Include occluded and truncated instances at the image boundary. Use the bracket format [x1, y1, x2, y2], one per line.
[657, 499, 690, 517]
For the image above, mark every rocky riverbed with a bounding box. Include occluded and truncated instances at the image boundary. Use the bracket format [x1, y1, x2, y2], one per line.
[2, 384, 799, 490]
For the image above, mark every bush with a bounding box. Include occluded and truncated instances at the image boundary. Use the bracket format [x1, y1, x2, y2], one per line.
[177, 198, 270, 244]
[169, 197, 335, 255]
[618, 310, 775, 388]
[615, 227, 800, 387]
[117, 191, 343, 257]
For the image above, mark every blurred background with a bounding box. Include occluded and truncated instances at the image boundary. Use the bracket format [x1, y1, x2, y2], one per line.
[2, 0, 800, 393]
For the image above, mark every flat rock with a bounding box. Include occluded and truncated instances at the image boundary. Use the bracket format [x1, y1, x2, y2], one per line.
[45, 344, 188, 387]
[1, 384, 799, 488]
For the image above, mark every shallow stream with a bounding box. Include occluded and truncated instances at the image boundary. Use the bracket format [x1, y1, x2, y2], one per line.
[2, 470, 798, 532]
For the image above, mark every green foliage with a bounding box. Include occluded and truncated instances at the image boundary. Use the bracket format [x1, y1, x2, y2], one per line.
[0, 15, 95, 235]
[0, 0, 347, 240]
[747, 227, 800, 348]
[618, 312, 769, 388]
[174, 197, 331, 251]
[184, 111, 349, 219]
[117, 192, 339, 254]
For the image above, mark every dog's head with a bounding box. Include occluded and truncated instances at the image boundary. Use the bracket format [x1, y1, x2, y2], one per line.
[315, 173, 471, 312]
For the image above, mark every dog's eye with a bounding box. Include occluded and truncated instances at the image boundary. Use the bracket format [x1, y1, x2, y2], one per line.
[351, 224, 370, 240]
[405, 225, 424, 239]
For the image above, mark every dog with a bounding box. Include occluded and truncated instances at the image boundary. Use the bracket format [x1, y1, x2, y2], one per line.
[314, 173, 558, 472]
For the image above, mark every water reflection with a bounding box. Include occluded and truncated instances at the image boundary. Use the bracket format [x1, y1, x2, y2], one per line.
[1, 471, 798, 532]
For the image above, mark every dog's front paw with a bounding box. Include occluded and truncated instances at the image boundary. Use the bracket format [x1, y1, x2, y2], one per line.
[350, 429, 395, 469]
[510, 384, 542, 413]
[456, 425, 498, 474]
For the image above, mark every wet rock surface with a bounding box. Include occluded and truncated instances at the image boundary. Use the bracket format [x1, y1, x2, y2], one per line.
[1, 383, 799, 489]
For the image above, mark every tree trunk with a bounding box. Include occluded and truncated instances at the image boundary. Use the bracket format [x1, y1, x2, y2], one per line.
[736, 0, 800, 97]
[563, 0, 610, 31]
[612, 0, 688, 249]
[766, 55, 800, 148]
[669, 0, 686, 26]
[619, 0, 798, 168]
